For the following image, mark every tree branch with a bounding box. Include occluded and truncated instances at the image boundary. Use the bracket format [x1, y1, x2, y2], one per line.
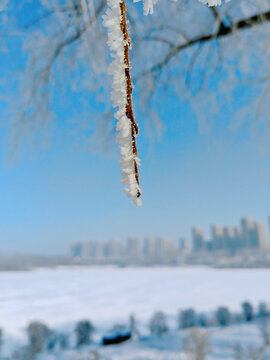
[42, 0, 105, 83]
[120, 0, 141, 199]
[138, 10, 270, 79]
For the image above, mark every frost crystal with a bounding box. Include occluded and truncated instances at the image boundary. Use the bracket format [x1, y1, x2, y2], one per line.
[103, 0, 142, 206]
[134, 0, 158, 15]
[198, 0, 231, 6]
[134, 0, 231, 14]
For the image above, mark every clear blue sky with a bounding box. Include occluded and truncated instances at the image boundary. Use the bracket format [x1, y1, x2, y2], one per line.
[1, 3, 270, 255]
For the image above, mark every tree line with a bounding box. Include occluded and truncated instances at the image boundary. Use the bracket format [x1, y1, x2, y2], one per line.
[0, 300, 269, 359]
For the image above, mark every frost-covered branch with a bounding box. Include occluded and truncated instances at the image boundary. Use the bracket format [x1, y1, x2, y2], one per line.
[135, 0, 230, 14]
[103, 0, 142, 206]
[199, 0, 230, 6]
[138, 9, 270, 78]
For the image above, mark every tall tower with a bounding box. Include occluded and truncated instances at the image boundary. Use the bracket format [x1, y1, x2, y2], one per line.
[241, 217, 268, 250]
[179, 237, 191, 254]
[191, 227, 205, 252]
[211, 225, 225, 251]
[255, 221, 269, 250]
[223, 226, 236, 251]
[70, 242, 82, 258]
[241, 217, 258, 248]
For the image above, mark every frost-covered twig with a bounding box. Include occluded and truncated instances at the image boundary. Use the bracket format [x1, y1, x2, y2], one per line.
[198, 0, 230, 6]
[134, 0, 158, 15]
[103, 0, 142, 206]
[134, 0, 231, 14]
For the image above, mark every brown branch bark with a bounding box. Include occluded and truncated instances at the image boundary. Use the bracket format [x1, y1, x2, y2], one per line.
[120, 0, 141, 199]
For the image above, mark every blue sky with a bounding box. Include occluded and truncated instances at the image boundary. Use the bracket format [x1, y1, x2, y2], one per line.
[1, 2, 270, 255]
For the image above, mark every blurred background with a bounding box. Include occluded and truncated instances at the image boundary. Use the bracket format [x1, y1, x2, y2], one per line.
[1, 0, 270, 359]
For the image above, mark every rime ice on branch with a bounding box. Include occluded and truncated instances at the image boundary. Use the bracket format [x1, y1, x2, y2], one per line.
[103, 0, 231, 206]
[135, 0, 231, 14]
[198, 0, 230, 6]
[134, 0, 158, 15]
[103, 0, 142, 206]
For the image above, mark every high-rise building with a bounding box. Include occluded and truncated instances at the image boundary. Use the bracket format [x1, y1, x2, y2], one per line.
[211, 225, 226, 251]
[81, 241, 94, 258]
[75, 240, 105, 259]
[106, 239, 123, 258]
[241, 217, 258, 248]
[94, 240, 105, 258]
[223, 226, 236, 250]
[144, 237, 156, 259]
[70, 242, 82, 258]
[234, 227, 243, 249]
[240, 217, 268, 250]
[126, 237, 142, 259]
[155, 237, 176, 260]
[179, 237, 191, 254]
[191, 227, 205, 252]
[210, 225, 244, 252]
[255, 221, 269, 250]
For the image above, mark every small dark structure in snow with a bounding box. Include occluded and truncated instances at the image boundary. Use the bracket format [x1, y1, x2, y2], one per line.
[102, 332, 131, 346]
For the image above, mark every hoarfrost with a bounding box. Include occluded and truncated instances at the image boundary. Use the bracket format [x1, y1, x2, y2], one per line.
[103, 0, 142, 206]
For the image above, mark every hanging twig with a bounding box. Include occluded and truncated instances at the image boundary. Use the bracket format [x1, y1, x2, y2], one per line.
[103, 0, 142, 206]
[119, 0, 141, 199]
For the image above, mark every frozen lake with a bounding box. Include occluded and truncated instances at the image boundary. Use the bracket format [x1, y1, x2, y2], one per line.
[0, 266, 270, 336]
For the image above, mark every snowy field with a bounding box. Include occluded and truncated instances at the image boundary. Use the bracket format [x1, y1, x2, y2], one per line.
[0, 266, 270, 337]
[33, 323, 268, 360]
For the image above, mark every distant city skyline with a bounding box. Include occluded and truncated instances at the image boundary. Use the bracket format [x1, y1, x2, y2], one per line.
[189, 217, 269, 253]
[70, 215, 270, 265]
[1, 209, 270, 256]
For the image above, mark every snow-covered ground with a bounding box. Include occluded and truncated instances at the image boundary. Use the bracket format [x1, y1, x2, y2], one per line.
[0, 266, 270, 336]
[0, 266, 270, 359]
[33, 323, 269, 360]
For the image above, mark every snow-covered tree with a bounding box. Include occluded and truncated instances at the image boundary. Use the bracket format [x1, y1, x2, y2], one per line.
[215, 306, 231, 326]
[75, 320, 94, 346]
[1, 0, 270, 204]
[149, 311, 168, 336]
[179, 308, 197, 328]
[258, 316, 270, 346]
[242, 301, 254, 322]
[184, 328, 210, 360]
[27, 321, 50, 355]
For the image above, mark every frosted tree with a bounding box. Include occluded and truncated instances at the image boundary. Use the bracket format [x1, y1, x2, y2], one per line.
[1, 0, 270, 204]
[258, 316, 270, 346]
[27, 321, 50, 355]
[149, 311, 168, 336]
[215, 306, 231, 326]
[184, 328, 210, 360]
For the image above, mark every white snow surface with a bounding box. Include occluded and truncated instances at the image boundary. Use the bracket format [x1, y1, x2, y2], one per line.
[36, 324, 270, 360]
[103, 0, 142, 206]
[0, 266, 270, 337]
